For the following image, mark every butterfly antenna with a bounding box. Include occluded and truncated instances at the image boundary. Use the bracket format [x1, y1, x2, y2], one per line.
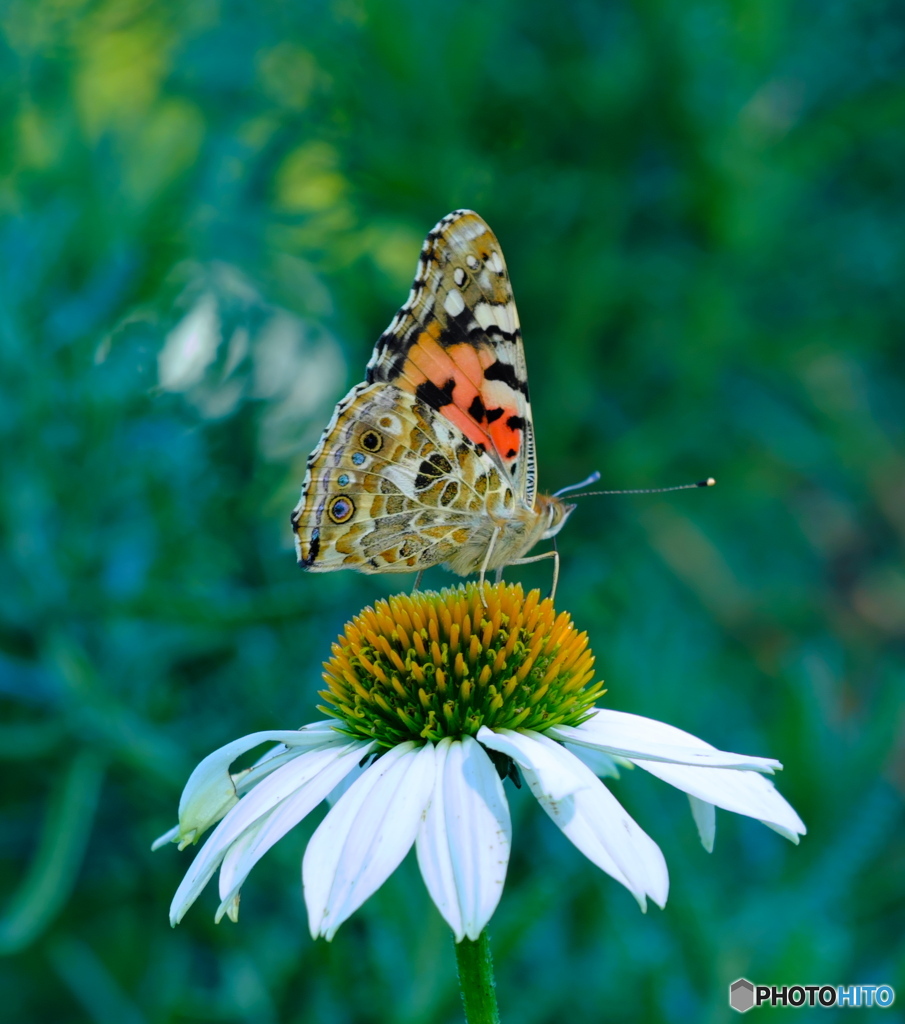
[554, 471, 602, 498]
[564, 477, 716, 499]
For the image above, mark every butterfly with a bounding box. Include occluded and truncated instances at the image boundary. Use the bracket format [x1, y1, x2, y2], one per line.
[290, 210, 575, 591]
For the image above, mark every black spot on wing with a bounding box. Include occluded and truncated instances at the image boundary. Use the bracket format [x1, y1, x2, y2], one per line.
[485, 407, 504, 424]
[368, 337, 411, 384]
[465, 323, 518, 345]
[415, 377, 457, 410]
[506, 414, 526, 432]
[415, 452, 454, 490]
[484, 360, 528, 396]
[440, 306, 476, 346]
[386, 352, 409, 382]
[300, 527, 320, 568]
[484, 324, 518, 342]
[468, 395, 486, 422]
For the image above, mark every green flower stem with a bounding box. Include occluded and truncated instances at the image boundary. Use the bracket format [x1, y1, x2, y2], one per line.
[454, 930, 501, 1024]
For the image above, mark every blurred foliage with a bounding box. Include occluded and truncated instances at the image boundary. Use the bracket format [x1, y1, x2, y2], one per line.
[1, 0, 904, 1021]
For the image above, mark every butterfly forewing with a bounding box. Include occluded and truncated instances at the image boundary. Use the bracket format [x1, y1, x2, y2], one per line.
[365, 210, 537, 507]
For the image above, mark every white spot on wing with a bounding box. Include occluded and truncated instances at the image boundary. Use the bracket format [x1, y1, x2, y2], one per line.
[384, 464, 418, 497]
[471, 295, 518, 336]
[431, 417, 460, 449]
[483, 381, 516, 409]
[474, 301, 506, 331]
[453, 267, 466, 286]
[466, 255, 480, 270]
[444, 289, 465, 316]
[485, 250, 504, 273]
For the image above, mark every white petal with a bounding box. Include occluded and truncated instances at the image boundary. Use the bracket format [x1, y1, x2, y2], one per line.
[232, 724, 355, 796]
[416, 737, 511, 942]
[761, 820, 804, 843]
[485, 730, 668, 910]
[477, 727, 590, 800]
[689, 795, 715, 852]
[151, 825, 180, 851]
[304, 742, 436, 940]
[169, 739, 370, 924]
[550, 711, 781, 773]
[215, 742, 373, 913]
[232, 739, 320, 796]
[220, 893, 240, 923]
[325, 759, 368, 807]
[215, 823, 265, 921]
[562, 742, 626, 779]
[636, 760, 806, 839]
[177, 723, 348, 844]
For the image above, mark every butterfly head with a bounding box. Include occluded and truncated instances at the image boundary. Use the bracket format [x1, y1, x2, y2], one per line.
[537, 494, 576, 541]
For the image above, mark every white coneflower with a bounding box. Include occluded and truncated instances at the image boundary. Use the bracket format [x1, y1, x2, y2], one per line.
[155, 582, 804, 943]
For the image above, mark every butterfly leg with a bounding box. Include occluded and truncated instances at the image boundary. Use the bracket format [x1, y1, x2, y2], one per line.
[494, 568, 504, 585]
[477, 527, 501, 608]
[412, 570, 424, 593]
[509, 549, 560, 601]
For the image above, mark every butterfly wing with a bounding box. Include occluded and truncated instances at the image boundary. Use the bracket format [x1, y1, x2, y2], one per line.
[366, 210, 537, 508]
[291, 381, 515, 573]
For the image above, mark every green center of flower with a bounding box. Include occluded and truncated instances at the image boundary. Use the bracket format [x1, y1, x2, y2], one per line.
[319, 582, 605, 749]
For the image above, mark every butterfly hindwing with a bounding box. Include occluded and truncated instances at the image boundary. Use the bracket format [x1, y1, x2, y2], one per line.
[365, 210, 537, 507]
[291, 381, 515, 573]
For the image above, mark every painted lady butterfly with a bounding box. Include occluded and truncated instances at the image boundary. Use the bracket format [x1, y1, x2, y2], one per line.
[290, 210, 574, 589]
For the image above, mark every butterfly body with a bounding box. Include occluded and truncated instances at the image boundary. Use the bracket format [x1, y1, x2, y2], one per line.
[291, 210, 574, 581]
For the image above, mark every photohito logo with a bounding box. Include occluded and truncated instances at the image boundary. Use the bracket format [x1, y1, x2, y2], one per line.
[729, 979, 895, 1012]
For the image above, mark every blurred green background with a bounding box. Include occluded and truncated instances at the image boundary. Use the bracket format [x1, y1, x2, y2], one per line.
[2, 0, 903, 1021]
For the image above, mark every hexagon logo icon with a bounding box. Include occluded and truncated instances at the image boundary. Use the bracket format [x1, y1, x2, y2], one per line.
[730, 978, 755, 1013]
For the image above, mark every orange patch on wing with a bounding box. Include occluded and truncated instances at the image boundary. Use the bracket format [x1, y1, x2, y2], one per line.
[443, 342, 486, 387]
[407, 332, 458, 388]
[401, 330, 521, 464]
[487, 410, 523, 462]
[407, 334, 482, 394]
[440, 402, 489, 448]
[405, 335, 495, 447]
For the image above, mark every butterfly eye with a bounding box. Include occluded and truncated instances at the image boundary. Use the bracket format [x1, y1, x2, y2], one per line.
[360, 430, 383, 452]
[328, 495, 355, 524]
